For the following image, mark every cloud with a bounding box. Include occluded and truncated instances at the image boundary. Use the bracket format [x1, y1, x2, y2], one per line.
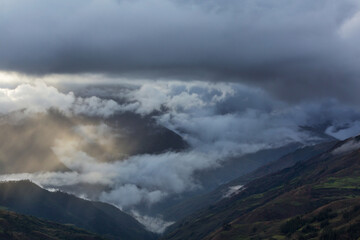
[1, 0, 360, 102]
[223, 185, 244, 198]
[101, 184, 168, 209]
[121, 81, 360, 154]
[126, 81, 233, 115]
[0, 146, 222, 208]
[130, 210, 174, 233]
[0, 82, 74, 114]
[326, 121, 360, 140]
[72, 96, 121, 117]
[338, 10, 360, 39]
[1, 81, 360, 206]
[332, 139, 360, 154]
[0, 82, 127, 117]
[1, 80, 360, 228]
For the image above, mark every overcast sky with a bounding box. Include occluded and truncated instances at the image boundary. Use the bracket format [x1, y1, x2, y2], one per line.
[1, 0, 360, 102]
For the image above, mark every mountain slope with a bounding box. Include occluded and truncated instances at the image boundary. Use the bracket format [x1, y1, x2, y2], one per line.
[159, 141, 335, 222]
[0, 181, 156, 240]
[163, 136, 360, 240]
[141, 144, 302, 220]
[0, 208, 106, 240]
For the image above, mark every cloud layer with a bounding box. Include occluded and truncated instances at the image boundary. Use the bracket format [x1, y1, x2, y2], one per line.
[1, 80, 360, 231]
[1, 81, 360, 208]
[1, 0, 360, 102]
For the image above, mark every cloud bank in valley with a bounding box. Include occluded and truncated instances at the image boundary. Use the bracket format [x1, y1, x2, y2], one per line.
[1, 0, 360, 102]
[1, 81, 360, 210]
[1, 80, 360, 231]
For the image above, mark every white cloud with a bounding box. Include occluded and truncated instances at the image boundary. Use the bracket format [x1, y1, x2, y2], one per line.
[0, 146, 221, 209]
[338, 11, 360, 39]
[0, 82, 74, 114]
[0, 82, 128, 117]
[223, 185, 244, 198]
[72, 96, 120, 117]
[332, 139, 360, 154]
[101, 184, 167, 209]
[1, 80, 360, 228]
[131, 210, 174, 234]
[126, 81, 234, 115]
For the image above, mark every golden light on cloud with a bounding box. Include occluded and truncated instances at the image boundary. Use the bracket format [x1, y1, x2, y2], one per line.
[0, 71, 86, 86]
[0, 71, 30, 86]
[0, 71, 139, 89]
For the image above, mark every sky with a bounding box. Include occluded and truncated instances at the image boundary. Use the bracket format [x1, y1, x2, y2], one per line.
[1, 0, 360, 233]
[1, 0, 360, 102]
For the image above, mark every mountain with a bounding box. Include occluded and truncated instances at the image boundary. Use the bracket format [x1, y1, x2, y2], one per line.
[143, 126, 336, 221]
[0, 181, 156, 240]
[0, 208, 106, 240]
[0, 110, 187, 174]
[158, 141, 336, 222]
[105, 112, 188, 156]
[222, 140, 337, 192]
[138, 143, 304, 219]
[163, 136, 360, 240]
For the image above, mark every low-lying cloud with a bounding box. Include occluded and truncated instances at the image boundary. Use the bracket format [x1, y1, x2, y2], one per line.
[332, 139, 360, 155]
[131, 210, 175, 234]
[1, 80, 360, 232]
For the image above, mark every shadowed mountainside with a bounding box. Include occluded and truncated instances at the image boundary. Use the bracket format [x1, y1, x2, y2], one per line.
[0, 208, 107, 240]
[0, 181, 156, 240]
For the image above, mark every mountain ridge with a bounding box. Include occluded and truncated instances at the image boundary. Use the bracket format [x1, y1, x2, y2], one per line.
[0, 180, 157, 240]
[163, 135, 360, 239]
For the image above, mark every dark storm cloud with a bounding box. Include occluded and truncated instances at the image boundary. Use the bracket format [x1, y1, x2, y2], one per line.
[1, 0, 360, 101]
